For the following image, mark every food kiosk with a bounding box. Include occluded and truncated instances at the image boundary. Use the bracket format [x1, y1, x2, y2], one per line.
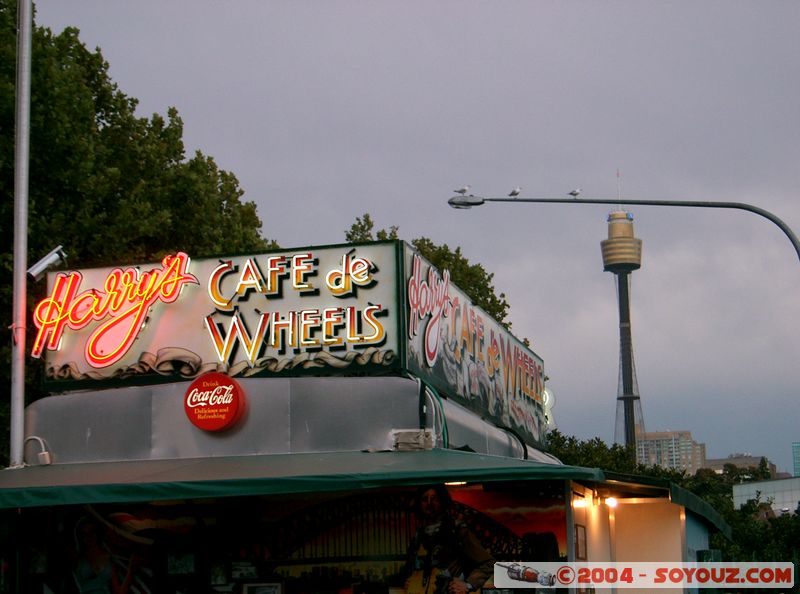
[0, 240, 727, 593]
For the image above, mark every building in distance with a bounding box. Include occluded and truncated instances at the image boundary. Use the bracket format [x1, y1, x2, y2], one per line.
[733, 476, 800, 516]
[705, 453, 778, 479]
[637, 430, 706, 475]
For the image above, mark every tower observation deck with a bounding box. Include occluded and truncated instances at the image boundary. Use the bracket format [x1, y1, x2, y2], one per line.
[601, 211, 646, 450]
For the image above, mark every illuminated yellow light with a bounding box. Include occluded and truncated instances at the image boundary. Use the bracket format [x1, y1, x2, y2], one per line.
[572, 498, 588, 508]
[605, 497, 618, 508]
[444, 481, 466, 486]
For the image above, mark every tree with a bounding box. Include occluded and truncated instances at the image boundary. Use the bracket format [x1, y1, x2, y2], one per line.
[345, 213, 398, 243]
[685, 463, 799, 567]
[345, 213, 510, 327]
[545, 429, 640, 474]
[0, 3, 275, 463]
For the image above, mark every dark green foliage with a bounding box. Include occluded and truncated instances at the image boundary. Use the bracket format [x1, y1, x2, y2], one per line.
[684, 463, 798, 570]
[545, 428, 642, 474]
[345, 213, 398, 243]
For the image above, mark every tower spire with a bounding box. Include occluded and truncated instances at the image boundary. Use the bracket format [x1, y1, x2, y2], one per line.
[600, 210, 646, 454]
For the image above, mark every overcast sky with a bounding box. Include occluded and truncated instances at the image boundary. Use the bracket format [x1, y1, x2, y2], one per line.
[34, 1, 800, 473]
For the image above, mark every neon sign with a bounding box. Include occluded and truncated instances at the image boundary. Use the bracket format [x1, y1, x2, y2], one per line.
[407, 253, 453, 366]
[205, 305, 386, 364]
[32, 253, 197, 368]
[204, 250, 387, 365]
[207, 253, 316, 309]
[404, 249, 546, 445]
[31, 246, 397, 377]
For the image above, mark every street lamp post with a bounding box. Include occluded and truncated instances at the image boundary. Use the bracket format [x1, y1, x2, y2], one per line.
[448, 195, 800, 264]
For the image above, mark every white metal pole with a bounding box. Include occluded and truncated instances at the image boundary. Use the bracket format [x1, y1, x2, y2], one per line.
[10, 0, 33, 468]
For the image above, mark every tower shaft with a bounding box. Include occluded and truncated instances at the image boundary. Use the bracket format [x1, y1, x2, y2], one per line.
[615, 271, 643, 448]
[601, 211, 645, 452]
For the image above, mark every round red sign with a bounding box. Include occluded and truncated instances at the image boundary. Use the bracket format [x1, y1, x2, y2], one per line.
[184, 372, 246, 432]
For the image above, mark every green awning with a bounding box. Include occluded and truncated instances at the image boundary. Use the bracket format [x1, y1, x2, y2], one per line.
[0, 450, 729, 538]
[0, 449, 603, 509]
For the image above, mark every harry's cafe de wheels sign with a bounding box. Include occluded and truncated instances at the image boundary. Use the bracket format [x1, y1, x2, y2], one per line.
[30, 240, 548, 446]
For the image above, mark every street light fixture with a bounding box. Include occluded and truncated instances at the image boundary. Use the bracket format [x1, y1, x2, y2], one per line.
[448, 195, 486, 209]
[448, 194, 800, 263]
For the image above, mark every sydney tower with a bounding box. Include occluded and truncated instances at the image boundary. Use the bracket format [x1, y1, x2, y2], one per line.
[601, 210, 646, 452]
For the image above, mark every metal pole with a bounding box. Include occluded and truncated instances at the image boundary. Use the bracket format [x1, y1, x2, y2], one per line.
[460, 196, 800, 264]
[10, 0, 33, 468]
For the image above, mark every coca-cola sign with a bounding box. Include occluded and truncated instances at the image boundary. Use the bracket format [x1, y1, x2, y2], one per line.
[184, 372, 246, 431]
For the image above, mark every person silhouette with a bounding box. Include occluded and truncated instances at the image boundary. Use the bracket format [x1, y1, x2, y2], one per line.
[71, 517, 139, 594]
[404, 485, 494, 594]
